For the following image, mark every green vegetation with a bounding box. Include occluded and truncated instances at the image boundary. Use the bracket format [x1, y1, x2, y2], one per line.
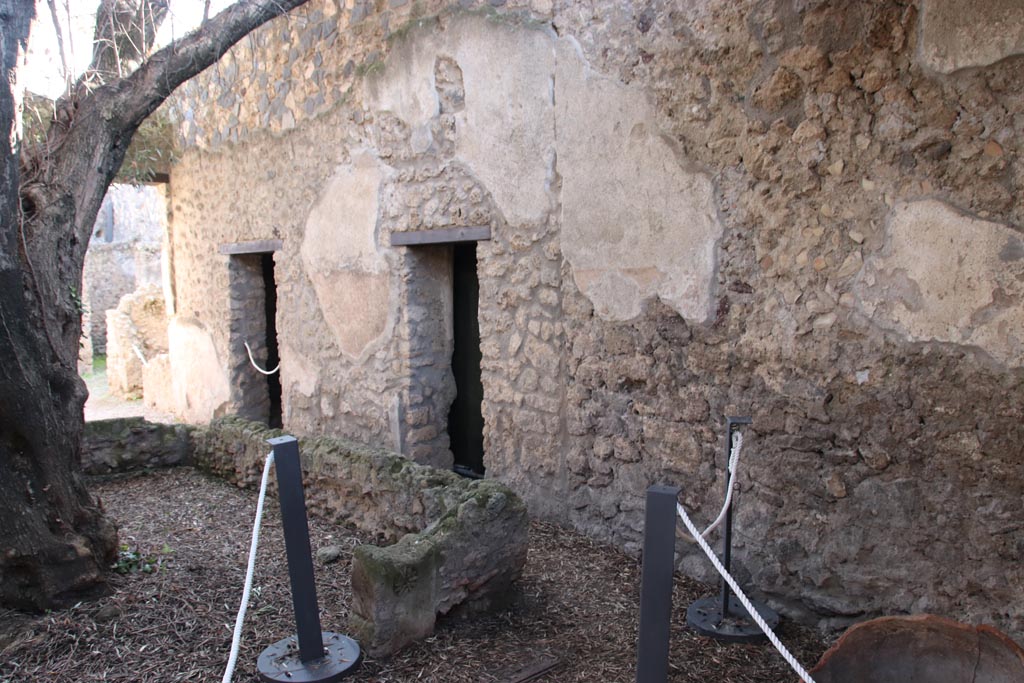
[111, 543, 173, 575]
[80, 354, 106, 379]
[117, 106, 178, 184]
[22, 94, 177, 186]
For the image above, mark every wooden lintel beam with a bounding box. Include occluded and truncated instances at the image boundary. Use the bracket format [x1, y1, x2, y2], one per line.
[218, 239, 283, 255]
[390, 225, 491, 247]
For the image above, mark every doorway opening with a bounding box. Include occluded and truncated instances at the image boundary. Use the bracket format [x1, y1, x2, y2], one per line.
[260, 253, 283, 428]
[447, 242, 484, 477]
[227, 250, 282, 428]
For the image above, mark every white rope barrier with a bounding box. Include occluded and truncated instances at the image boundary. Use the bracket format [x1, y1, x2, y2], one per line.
[678, 432, 743, 543]
[676, 459, 817, 683]
[222, 451, 275, 683]
[244, 340, 280, 376]
[131, 343, 148, 366]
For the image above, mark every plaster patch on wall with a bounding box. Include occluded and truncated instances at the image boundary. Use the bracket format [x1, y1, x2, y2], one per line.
[853, 199, 1024, 366]
[451, 18, 555, 226]
[364, 29, 441, 132]
[367, 16, 556, 226]
[919, 0, 1024, 73]
[168, 317, 230, 422]
[300, 150, 393, 358]
[279, 341, 319, 399]
[554, 38, 723, 323]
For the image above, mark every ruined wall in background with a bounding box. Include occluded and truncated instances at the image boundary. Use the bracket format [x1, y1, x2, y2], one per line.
[167, 0, 1024, 639]
[106, 285, 169, 399]
[82, 184, 166, 356]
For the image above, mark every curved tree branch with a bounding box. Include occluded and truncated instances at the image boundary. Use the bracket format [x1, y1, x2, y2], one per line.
[112, 0, 310, 129]
[39, 0, 313, 289]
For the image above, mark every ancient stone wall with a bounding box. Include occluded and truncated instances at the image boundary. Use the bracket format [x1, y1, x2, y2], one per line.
[82, 415, 527, 655]
[191, 417, 528, 656]
[82, 184, 166, 355]
[167, 0, 1024, 639]
[81, 418, 192, 475]
[106, 285, 169, 399]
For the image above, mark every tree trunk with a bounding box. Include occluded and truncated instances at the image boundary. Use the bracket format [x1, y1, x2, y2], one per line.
[0, 0, 312, 610]
[0, 0, 114, 610]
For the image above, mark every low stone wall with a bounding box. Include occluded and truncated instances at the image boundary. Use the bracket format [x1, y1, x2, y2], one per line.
[82, 418, 192, 475]
[190, 416, 528, 656]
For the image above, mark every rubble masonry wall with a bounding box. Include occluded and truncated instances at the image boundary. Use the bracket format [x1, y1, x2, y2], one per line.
[166, 0, 1024, 638]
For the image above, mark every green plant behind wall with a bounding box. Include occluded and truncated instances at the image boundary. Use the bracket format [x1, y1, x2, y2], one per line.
[22, 94, 178, 186]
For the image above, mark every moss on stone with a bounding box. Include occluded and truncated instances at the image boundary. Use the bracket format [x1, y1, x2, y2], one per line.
[354, 536, 440, 596]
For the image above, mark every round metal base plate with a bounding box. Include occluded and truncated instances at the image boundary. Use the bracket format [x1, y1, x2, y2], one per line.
[257, 632, 361, 682]
[686, 596, 780, 643]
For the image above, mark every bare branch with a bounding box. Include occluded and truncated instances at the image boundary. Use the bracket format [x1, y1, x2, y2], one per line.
[90, 0, 170, 81]
[107, 0, 311, 129]
[45, 0, 71, 87]
[63, 1, 74, 61]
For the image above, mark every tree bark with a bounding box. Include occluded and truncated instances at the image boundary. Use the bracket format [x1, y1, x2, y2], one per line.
[1, 0, 312, 610]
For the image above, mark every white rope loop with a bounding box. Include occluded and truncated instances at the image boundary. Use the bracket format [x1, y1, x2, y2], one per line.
[679, 431, 743, 543]
[244, 340, 280, 375]
[222, 451, 275, 683]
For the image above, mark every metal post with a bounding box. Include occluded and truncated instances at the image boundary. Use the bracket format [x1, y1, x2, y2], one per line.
[719, 416, 750, 618]
[257, 436, 361, 683]
[268, 435, 324, 663]
[635, 484, 681, 683]
[686, 416, 778, 642]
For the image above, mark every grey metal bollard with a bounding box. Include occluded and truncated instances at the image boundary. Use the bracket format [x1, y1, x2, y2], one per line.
[270, 436, 325, 662]
[257, 436, 361, 683]
[635, 484, 681, 683]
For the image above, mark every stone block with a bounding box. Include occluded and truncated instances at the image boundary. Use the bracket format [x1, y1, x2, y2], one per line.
[920, 0, 1024, 73]
[350, 480, 528, 656]
[106, 285, 168, 400]
[191, 418, 528, 656]
[351, 535, 441, 655]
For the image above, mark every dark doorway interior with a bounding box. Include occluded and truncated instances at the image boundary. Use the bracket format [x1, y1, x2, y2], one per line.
[448, 242, 485, 477]
[261, 253, 283, 429]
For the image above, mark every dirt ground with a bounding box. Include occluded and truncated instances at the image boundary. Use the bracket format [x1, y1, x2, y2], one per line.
[0, 468, 827, 682]
[82, 358, 174, 423]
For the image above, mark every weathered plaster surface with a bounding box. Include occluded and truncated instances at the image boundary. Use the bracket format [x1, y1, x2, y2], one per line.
[555, 38, 723, 322]
[368, 17, 555, 227]
[301, 151, 393, 358]
[369, 18, 722, 322]
[451, 20, 556, 228]
[855, 200, 1024, 365]
[279, 341, 320, 399]
[167, 318, 230, 423]
[920, 0, 1024, 73]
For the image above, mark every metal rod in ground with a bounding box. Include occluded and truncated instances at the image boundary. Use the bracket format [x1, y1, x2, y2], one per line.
[719, 416, 750, 618]
[635, 484, 681, 683]
[686, 415, 778, 643]
[268, 435, 325, 663]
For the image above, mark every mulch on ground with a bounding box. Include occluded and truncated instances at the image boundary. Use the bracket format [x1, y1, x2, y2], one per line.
[0, 468, 826, 682]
